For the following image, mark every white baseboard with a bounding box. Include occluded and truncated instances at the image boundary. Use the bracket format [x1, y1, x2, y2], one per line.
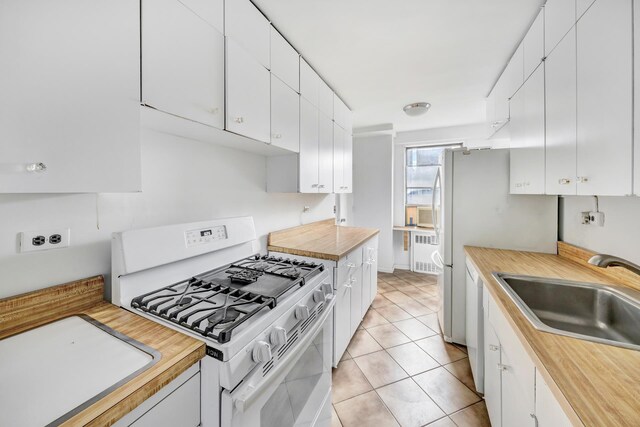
[377, 267, 394, 274]
[393, 264, 411, 271]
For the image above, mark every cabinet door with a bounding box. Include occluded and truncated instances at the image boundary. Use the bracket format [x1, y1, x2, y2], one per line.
[544, 0, 576, 56]
[300, 59, 320, 106]
[484, 321, 502, 427]
[509, 65, 545, 194]
[181, 0, 223, 32]
[334, 96, 350, 129]
[545, 27, 577, 195]
[535, 370, 573, 427]
[493, 78, 510, 125]
[503, 43, 524, 100]
[501, 346, 536, 427]
[369, 247, 378, 307]
[334, 281, 351, 365]
[318, 112, 334, 193]
[361, 260, 371, 319]
[333, 124, 345, 193]
[0, 0, 140, 193]
[270, 75, 300, 152]
[299, 98, 320, 193]
[142, 0, 224, 130]
[270, 27, 299, 92]
[226, 38, 271, 143]
[343, 132, 353, 193]
[635, 0, 640, 196]
[576, 0, 633, 196]
[318, 81, 334, 119]
[349, 267, 363, 335]
[225, 0, 270, 69]
[523, 9, 544, 80]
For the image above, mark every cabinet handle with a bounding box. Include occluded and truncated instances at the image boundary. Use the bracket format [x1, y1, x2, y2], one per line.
[272, 133, 282, 139]
[26, 162, 47, 173]
[489, 344, 500, 352]
[318, 184, 325, 188]
[577, 176, 589, 183]
[234, 117, 244, 124]
[558, 178, 571, 185]
[497, 363, 508, 371]
[344, 283, 352, 289]
[347, 263, 356, 268]
[311, 184, 318, 188]
[530, 413, 539, 427]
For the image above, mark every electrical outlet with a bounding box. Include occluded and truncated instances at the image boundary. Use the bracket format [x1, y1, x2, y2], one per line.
[581, 211, 605, 227]
[20, 228, 70, 253]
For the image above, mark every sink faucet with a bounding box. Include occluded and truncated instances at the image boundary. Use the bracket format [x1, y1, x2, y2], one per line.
[588, 254, 640, 277]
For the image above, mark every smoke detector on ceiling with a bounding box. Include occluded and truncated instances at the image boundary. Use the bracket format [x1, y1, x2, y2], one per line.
[403, 102, 431, 117]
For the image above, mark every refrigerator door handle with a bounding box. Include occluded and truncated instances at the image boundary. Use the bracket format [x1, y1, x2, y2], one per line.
[431, 250, 444, 269]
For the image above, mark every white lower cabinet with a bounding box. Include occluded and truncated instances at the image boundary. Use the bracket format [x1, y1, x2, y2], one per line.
[334, 278, 352, 365]
[142, 0, 224, 130]
[483, 284, 574, 427]
[349, 265, 363, 335]
[114, 363, 200, 427]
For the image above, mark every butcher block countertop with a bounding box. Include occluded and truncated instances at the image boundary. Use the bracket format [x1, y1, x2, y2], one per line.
[0, 276, 205, 427]
[268, 219, 379, 261]
[465, 243, 640, 427]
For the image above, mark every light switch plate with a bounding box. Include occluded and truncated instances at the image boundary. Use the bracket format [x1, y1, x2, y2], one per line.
[19, 228, 71, 253]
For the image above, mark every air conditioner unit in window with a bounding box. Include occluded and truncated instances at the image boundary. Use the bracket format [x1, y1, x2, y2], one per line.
[417, 206, 434, 228]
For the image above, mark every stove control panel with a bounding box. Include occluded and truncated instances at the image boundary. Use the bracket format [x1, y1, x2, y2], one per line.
[185, 225, 227, 247]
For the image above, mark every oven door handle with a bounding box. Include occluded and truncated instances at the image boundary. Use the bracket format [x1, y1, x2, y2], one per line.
[233, 296, 336, 413]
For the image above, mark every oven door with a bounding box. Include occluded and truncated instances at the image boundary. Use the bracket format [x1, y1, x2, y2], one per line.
[221, 302, 334, 427]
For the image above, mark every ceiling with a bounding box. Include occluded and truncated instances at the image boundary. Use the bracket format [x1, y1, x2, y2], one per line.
[253, 0, 545, 132]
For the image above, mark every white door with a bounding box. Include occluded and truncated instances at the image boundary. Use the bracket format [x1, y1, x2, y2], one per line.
[334, 281, 351, 365]
[368, 246, 378, 307]
[484, 321, 502, 427]
[0, 0, 141, 193]
[576, 0, 633, 196]
[318, 81, 334, 119]
[300, 59, 319, 106]
[299, 98, 319, 193]
[544, 0, 576, 56]
[349, 267, 363, 335]
[509, 64, 545, 194]
[342, 132, 353, 193]
[270, 75, 300, 152]
[317, 112, 334, 193]
[142, 0, 224, 129]
[545, 27, 577, 195]
[523, 10, 544, 80]
[500, 346, 535, 427]
[534, 370, 573, 426]
[465, 263, 483, 393]
[361, 258, 371, 319]
[224, 0, 270, 68]
[333, 124, 345, 193]
[225, 38, 270, 143]
[270, 27, 299, 92]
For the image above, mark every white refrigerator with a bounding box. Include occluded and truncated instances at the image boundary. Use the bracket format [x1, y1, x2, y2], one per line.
[433, 148, 557, 345]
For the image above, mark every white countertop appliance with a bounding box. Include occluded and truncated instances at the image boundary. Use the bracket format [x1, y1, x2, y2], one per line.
[112, 217, 335, 427]
[432, 149, 557, 345]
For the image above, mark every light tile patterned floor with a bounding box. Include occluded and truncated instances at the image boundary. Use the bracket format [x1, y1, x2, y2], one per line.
[331, 270, 491, 427]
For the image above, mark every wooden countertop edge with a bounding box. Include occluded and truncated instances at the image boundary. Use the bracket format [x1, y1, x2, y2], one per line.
[463, 250, 585, 427]
[267, 244, 341, 261]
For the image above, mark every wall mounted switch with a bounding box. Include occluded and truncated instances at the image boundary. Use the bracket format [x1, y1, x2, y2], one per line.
[19, 228, 70, 253]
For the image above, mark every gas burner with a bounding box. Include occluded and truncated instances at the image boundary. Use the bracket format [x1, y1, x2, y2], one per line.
[228, 269, 263, 284]
[206, 307, 241, 327]
[248, 261, 272, 270]
[275, 266, 301, 278]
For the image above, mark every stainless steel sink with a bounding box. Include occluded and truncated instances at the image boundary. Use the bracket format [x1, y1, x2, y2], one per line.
[492, 273, 640, 351]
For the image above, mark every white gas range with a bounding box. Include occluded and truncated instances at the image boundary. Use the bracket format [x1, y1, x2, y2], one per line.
[112, 217, 335, 427]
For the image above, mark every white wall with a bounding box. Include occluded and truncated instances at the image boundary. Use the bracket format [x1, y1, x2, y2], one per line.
[0, 130, 335, 299]
[560, 196, 640, 265]
[351, 134, 394, 272]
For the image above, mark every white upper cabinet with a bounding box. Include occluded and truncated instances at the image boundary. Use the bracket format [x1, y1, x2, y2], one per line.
[318, 80, 334, 119]
[318, 112, 334, 193]
[299, 98, 320, 193]
[300, 59, 320, 106]
[544, 0, 576, 56]
[545, 27, 577, 195]
[576, 0, 633, 196]
[333, 95, 351, 130]
[510, 65, 545, 194]
[333, 124, 346, 193]
[523, 9, 544, 80]
[577, 0, 597, 20]
[635, 0, 640, 196]
[488, 43, 523, 132]
[0, 0, 140, 193]
[225, 0, 270, 69]
[225, 38, 271, 143]
[270, 27, 299, 92]
[270, 75, 300, 152]
[181, 0, 223, 32]
[343, 131, 353, 192]
[142, 0, 224, 130]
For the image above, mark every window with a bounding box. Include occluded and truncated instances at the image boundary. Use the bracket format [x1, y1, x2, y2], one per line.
[405, 144, 461, 226]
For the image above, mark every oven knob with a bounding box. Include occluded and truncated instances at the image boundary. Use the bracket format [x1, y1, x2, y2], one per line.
[252, 341, 272, 363]
[321, 283, 333, 296]
[295, 304, 310, 321]
[313, 289, 324, 303]
[269, 327, 288, 347]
